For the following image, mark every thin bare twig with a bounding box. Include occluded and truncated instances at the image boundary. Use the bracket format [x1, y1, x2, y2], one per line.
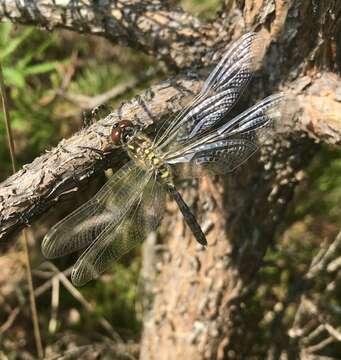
[58, 67, 158, 110]
[307, 231, 341, 278]
[45, 342, 137, 360]
[0, 64, 16, 173]
[34, 267, 73, 296]
[289, 229, 341, 355]
[305, 335, 334, 353]
[49, 275, 60, 334]
[325, 323, 341, 342]
[0, 63, 44, 359]
[44, 262, 122, 342]
[0, 307, 20, 333]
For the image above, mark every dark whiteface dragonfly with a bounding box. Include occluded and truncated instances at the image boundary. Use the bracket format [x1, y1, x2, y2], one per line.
[42, 32, 285, 286]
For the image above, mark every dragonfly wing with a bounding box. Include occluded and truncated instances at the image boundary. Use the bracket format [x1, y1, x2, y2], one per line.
[201, 32, 262, 93]
[155, 32, 264, 149]
[42, 161, 147, 258]
[165, 93, 285, 176]
[71, 177, 165, 286]
[168, 139, 258, 177]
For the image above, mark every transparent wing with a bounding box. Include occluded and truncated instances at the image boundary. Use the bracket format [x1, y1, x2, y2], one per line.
[71, 177, 165, 286]
[168, 139, 258, 177]
[155, 32, 265, 150]
[165, 93, 285, 176]
[42, 161, 148, 259]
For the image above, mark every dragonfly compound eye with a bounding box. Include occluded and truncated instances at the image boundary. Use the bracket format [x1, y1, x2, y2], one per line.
[111, 120, 134, 145]
[111, 126, 122, 145]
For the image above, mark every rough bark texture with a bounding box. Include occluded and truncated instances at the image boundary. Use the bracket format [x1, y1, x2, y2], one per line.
[0, 0, 222, 69]
[0, 0, 341, 359]
[138, 1, 341, 359]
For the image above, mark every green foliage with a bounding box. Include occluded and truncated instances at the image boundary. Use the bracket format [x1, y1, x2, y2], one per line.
[0, 23, 64, 178]
[91, 258, 142, 334]
[291, 145, 341, 223]
[0, 25, 58, 87]
[0, 23, 156, 180]
[180, 0, 222, 19]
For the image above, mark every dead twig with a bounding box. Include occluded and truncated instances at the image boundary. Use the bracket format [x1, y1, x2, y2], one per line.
[49, 275, 60, 334]
[43, 262, 122, 342]
[0, 307, 20, 333]
[58, 67, 158, 110]
[289, 229, 341, 355]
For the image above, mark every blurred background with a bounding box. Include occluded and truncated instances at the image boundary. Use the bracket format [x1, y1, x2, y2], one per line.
[0, 0, 340, 358]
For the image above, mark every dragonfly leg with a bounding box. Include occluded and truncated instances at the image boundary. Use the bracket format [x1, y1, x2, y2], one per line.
[82, 104, 113, 127]
[77, 145, 107, 159]
[82, 110, 94, 128]
[91, 104, 113, 121]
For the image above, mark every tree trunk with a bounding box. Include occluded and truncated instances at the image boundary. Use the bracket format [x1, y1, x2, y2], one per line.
[139, 1, 341, 359]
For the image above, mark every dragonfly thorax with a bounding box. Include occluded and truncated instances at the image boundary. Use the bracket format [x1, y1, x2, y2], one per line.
[111, 121, 172, 182]
[125, 131, 172, 183]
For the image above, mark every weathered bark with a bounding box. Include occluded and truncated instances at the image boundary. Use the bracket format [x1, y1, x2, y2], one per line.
[0, 74, 203, 244]
[0, 0, 222, 69]
[0, 0, 341, 359]
[139, 1, 341, 359]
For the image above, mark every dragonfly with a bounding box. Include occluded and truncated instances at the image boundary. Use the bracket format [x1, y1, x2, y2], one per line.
[42, 32, 285, 286]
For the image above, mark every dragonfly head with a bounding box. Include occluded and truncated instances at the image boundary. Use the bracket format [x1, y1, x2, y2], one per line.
[111, 120, 136, 146]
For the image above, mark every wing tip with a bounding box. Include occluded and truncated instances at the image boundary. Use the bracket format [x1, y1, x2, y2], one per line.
[263, 91, 298, 133]
[71, 266, 85, 287]
[71, 262, 99, 287]
[41, 235, 56, 259]
[248, 32, 268, 71]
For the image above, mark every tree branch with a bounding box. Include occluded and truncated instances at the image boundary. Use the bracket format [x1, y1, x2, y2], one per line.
[0, 68, 340, 247]
[0, 71, 202, 245]
[293, 72, 341, 146]
[0, 0, 221, 69]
